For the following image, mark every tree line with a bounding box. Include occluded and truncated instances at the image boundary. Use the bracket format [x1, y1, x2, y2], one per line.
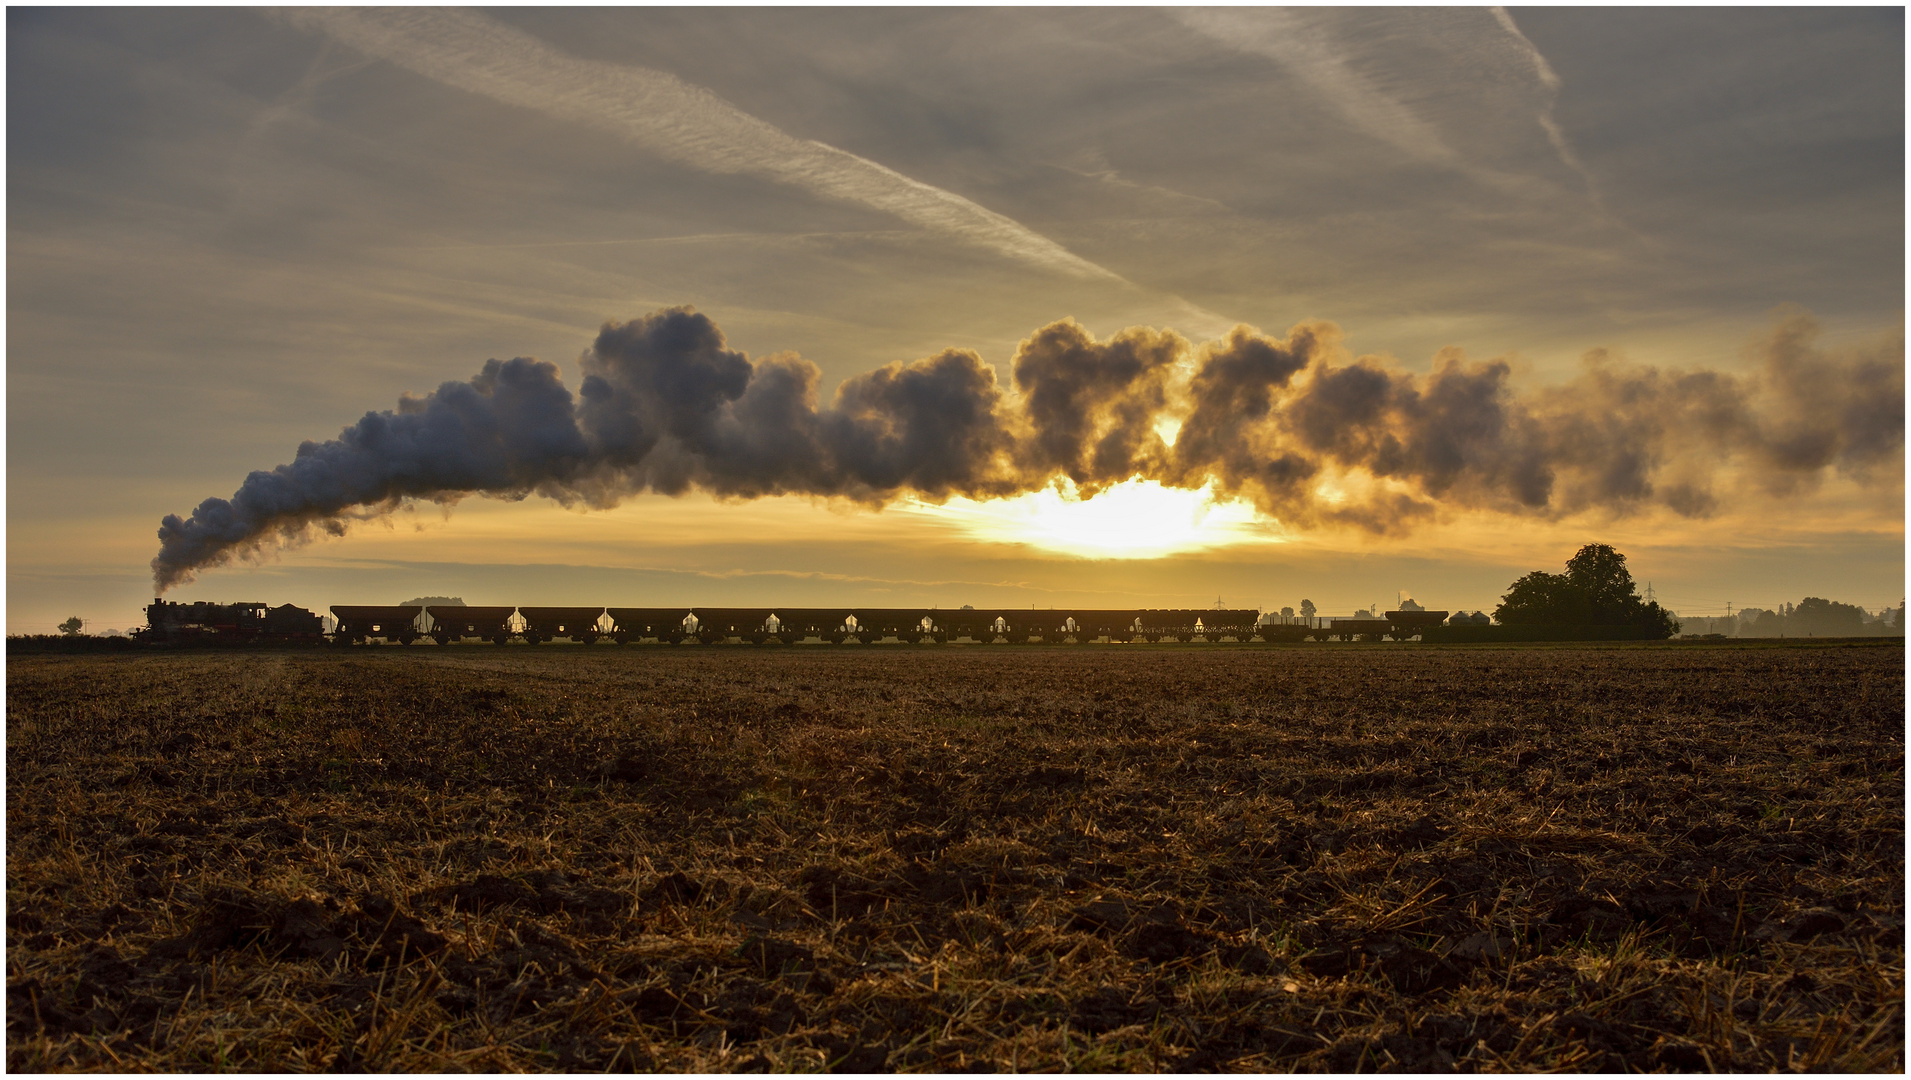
[1493, 544, 1901, 639]
[1733, 598, 1902, 638]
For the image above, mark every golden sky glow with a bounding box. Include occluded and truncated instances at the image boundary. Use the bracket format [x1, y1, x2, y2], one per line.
[900, 479, 1280, 560]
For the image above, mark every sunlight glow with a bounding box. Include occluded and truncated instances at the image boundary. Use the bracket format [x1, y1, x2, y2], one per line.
[902, 477, 1280, 559]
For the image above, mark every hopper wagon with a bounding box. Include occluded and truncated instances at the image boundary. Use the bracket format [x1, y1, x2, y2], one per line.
[331, 605, 427, 645]
[756, 611, 833, 646]
[843, 608, 938, 643]
[759, 608, 838, 644]
[934, 609, 1082, 643]
[932, 609, 1016, 643]
[518, 607, 607, 644]
[1070, 609, 1144, 642]
[1137, 608, 1262, 642]
[605, 607, 693, 644]
[1196, 608, 1263, 641]
[1256, 621, 1314, 643]
[1014, 609, 1090, 643]
[1385, 609, 1450, 640]
[689, 607, 778, 644]
[427, 606, 518, 645]
[778, 608, 861, 645]
[1328, 616, 1394, 641]
[1009, 609, 1139, 643]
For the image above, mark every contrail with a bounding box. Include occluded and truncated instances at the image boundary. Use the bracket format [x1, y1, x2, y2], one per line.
[1174, 8, 1463, 169]
[277, 8, 1122, 283]
[1489, 6, 1605, 203]
[1174, 7, 1600, 201]
[153, 306, 1903, 589]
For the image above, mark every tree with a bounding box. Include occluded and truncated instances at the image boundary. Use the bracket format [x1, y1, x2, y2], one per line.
[1492, 544, 1679, 637]
[1789, 597, 1865, 637]
[1494, 571, 1592, 625]
[58, 616, 84, 637]
[1299, 599, 1316, 621]
[1563, 544, 1639, 611]
[1279, 606, 1295, 619]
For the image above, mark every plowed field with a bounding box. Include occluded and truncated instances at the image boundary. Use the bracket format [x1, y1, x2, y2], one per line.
[7, 641, 1902, 1071]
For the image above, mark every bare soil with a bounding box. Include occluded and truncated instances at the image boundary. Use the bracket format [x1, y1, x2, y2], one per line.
[7, 641, 1902, 1071]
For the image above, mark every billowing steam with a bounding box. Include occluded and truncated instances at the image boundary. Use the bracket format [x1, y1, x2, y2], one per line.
[154, 307, 1903, 590]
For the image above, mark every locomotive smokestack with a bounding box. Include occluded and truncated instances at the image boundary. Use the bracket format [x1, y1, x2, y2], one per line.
[153, 306, 1902, 590]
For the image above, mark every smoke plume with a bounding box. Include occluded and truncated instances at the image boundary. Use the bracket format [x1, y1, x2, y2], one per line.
[153, 306, 1903, 590]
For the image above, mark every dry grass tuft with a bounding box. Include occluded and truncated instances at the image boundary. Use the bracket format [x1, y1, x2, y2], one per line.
[7, 640, 1902, 1071]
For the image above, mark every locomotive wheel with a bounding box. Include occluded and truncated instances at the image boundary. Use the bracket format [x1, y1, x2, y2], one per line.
[779, 631, 800, 645]
[580, 632, 600, 645]
[433, 633, 452, 646]
[492, 633, 510, 645]
[614, 632, 631, 645]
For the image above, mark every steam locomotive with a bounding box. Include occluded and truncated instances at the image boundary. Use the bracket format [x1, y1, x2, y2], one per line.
[138, 598, 326, 643]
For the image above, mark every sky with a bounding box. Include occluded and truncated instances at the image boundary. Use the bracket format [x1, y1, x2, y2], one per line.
[8, 7, 1904, 634]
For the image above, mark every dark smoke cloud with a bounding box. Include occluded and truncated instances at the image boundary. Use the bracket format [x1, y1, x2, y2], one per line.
[574, 310, 1022, 502]
[153, 356, 588, 587]
[1008, 319, 1184, 492]
[153, 306, 1903, 590]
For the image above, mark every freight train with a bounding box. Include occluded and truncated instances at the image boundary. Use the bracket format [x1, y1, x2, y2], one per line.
[143, 598, 1459, 645]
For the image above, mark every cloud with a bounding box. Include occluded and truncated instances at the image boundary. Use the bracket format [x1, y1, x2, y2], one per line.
[152, 306, 1904, 589]
[276, 8, 1122, 283]
[1173, 6, 1599, 198]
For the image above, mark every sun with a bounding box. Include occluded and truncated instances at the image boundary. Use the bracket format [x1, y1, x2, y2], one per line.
[903, 477, 1280, 558]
